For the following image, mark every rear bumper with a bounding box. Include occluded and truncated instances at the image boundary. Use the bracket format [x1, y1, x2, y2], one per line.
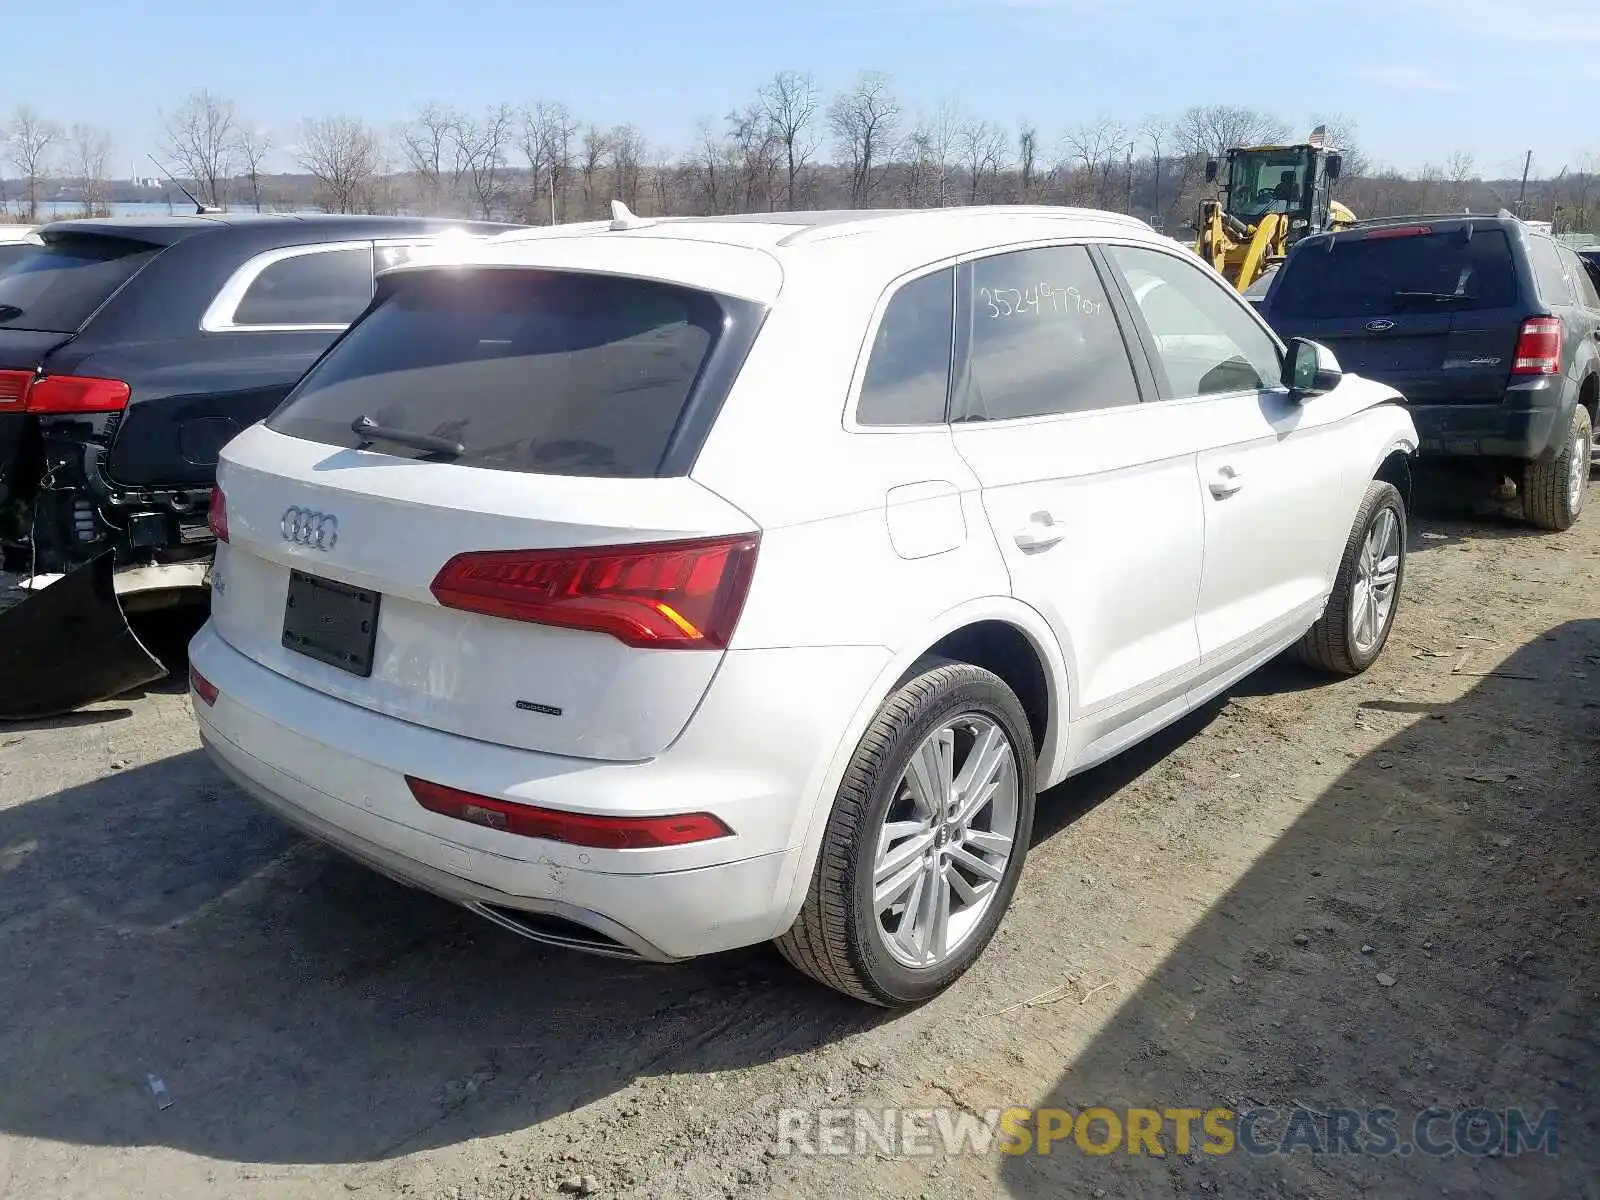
[1408, 383, 1569, 462]
[188, 624, 889, 960]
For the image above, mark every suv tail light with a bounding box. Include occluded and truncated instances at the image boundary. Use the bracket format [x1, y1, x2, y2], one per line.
[0, 370, 31, 411]
[1512, 317, 1563, 376]
[406, 777, 733, 848]
[23, 374, 130, 414]
[429, 533, 760, 649]
[207, 486, 229, 543]
[1364, 224, 1433, 240]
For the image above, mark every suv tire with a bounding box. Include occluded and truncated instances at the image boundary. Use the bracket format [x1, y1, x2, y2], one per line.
[776, 659, 1036, 1007]
[1522, 403, 1591, 532]
[1293, 479, 1407, 677]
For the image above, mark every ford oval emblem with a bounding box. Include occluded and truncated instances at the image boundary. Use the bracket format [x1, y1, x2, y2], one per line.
[1365, 319, 1397, 332]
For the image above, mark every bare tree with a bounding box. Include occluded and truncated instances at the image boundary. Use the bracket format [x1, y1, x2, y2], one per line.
[1445, 149, 1477, 210]
[7, 106, 64, 221]
[609, 124, 647, 212]
[520, 101, 578, 223]
[578, 125, 608, 218]
[160, 89, 239, 207]
[1309, 113, 1370, 178]
[760, 71, 820, 209]
[829, 72, 902, 206]
[958, 117, 1006, 205]
[458, 104, 516, 220]
[1138, 114, 1169, 222]
[69, 123, 114, 218]
[400, 102, 469, 214]
[689, 119, 731, 215]
[1017, 123, 1040, 203]
[233, 122, 273, 212]
[1063, 117, 1127, 206]
[727, 103, 779, 211]
[1172, 104, 1289, 163]
[294, 116, 384, 214]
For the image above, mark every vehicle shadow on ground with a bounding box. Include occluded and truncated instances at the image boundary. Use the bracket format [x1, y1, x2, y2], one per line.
[999, 619, 1600, 1199]
[0, 751, 887, 1165]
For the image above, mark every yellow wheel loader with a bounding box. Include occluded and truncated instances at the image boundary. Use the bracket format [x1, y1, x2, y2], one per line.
[1195, 141, 1357, 292]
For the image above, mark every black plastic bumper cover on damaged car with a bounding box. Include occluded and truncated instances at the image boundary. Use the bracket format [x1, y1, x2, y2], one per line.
[0, 551, 167, 720]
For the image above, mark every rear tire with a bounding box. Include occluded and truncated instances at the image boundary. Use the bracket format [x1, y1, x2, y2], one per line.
[776, 660, 1036, 1007]
[1522, 404, 1591, 532]
[1293, 480, 1406, 677]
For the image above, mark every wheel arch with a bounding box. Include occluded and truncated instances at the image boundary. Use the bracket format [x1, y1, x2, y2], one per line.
[770, 596, 1071, 937]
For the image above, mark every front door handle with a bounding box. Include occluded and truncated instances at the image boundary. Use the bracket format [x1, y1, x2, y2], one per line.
[1013, 512, 1066, 551]
[1209, 466, 1245, 498]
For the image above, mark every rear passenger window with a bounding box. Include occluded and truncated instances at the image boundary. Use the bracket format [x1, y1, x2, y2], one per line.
[857, 268, 954, 425]
[232, 247, 374, 327]
[1560, 248, 1600, 309]
[1528, 237, 1574, 306]
[963, 246, 1139, 421]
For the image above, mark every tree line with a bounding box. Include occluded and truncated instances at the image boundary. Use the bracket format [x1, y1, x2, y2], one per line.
[4, 78, 1598, 234]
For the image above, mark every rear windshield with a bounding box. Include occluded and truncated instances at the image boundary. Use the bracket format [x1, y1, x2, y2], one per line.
[267, 269, 727, 478]
[0, 234, 161, 332]
[1270, 228, 1517, 320]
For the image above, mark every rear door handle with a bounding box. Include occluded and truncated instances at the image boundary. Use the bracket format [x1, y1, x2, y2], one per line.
[1209, 466, 1245, 498]
[1013, 512, 1066, 551]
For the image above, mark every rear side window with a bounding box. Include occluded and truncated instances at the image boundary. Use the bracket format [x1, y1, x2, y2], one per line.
[232, 247, 374, 327]
[0, 234, 160, 333]
[268, 269, 725, 478]
[962, 245, 1140, 421]
[857, 268, 954, 426]
[1270, 228, 1517, 319]
[1559, 247, 1599, 309]
[1527, 237, 1573, 306]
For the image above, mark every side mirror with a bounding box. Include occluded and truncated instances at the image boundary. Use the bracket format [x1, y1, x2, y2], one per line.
[1205, 159, 1219, 184]
[1283, 337, 1343, 398]
[1325, 154, 1343, 181]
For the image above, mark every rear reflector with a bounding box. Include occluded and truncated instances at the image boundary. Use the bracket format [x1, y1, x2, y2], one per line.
[406, 777, 733, 848]
[0, 370, 31, 411]
[24, 374, 130, 414]
[1364, 225, 1434, 240]
[189, 664, 219, 706]
[1511, 317, 1563, 375]
[429, 533, 760, 649]
[207, 486, 229, 542]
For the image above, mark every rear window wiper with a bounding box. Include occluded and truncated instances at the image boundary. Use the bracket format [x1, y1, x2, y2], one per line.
[1391, 291, 1477, 304]
[350, 414, 464, 459]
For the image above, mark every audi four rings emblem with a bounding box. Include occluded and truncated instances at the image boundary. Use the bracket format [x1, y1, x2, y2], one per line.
[282, 507, 338, 550]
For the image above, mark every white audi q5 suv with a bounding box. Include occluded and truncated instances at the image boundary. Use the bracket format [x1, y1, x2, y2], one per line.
[189, 204, 1417, 1006]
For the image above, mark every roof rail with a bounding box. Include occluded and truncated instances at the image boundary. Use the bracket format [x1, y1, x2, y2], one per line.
[778, 204, 1151, 247]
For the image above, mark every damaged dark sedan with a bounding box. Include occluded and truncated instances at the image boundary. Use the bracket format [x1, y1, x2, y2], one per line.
[0, 212, 512, 719]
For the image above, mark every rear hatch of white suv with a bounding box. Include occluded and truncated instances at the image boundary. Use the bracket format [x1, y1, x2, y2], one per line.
[210, 258, 769, 762]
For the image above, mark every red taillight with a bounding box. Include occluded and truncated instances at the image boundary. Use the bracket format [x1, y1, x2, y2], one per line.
[0, 370, 31, 411]
[189, 664, 219, 706]
[406, 777, 733, 848]
[1512, 317, 1563, 376]
[1364, 224, 1434, 240]
[429, 533, 760, 649]
[24, 374, 130, 414]
[208, 486, 229, 542]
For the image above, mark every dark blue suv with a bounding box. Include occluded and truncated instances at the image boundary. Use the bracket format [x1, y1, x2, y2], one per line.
[1261, 214, 1597, 531]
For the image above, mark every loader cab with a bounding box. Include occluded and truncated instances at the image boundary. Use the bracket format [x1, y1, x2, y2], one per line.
[1211, 144, 1344, 237]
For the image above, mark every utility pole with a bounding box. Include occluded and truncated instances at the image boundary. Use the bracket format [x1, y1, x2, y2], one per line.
[1125, 145, 1134, 214]
[1517, 150, 1532, 214]
[549, 175, 556, 225]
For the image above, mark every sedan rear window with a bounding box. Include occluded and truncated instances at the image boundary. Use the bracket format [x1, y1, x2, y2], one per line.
[0, 234, 161, 332]
[267, 269, 727, 478]
[1270, 228, 1517, 320]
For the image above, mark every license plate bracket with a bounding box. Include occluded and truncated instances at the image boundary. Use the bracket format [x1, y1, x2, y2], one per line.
[282, 570, 380, 677]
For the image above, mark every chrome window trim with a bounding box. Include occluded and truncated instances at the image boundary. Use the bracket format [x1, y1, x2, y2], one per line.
[200, 240, 376, 333]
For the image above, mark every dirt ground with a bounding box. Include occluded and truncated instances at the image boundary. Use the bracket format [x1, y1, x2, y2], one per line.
[0, 477, 1595, 1200]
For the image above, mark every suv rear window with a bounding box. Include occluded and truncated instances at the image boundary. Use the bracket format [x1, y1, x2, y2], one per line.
[267, 269, 727, 478]
[0, 234, 161, 332]
[1269, 228, 1517, 320]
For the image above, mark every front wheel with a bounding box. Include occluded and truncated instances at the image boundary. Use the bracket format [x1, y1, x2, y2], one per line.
[776, 660, 1036, 1007]
[1293, 479, 1407, 677]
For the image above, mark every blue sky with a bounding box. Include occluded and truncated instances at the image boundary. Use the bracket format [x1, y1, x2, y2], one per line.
[4, 0, 1597, 180]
